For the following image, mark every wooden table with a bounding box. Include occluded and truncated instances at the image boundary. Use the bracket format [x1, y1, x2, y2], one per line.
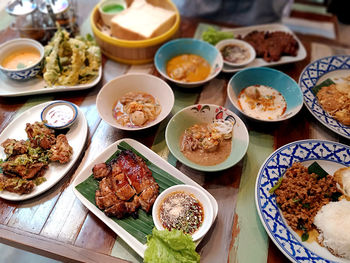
[0, 2, 349, 263]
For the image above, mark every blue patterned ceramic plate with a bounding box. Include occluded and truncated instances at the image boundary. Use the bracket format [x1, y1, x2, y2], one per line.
[255, 140, 350, 263]
[299, 55, 350, 139]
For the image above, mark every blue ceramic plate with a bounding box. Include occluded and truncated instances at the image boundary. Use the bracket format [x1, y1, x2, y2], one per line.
[154, 38, 223, 88]
[255, 140, 350, 263]
[227, 67, 303, 122]
[299, 55, 350, 139]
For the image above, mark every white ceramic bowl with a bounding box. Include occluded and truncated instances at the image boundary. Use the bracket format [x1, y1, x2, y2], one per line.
[154, 38, 223, 88]
[41, 100, 78, 130]
[0, 38, 44, 81]
[152, 184, 214, 241]
[96, 73, 174, 131]
[215, 39, 256, 67]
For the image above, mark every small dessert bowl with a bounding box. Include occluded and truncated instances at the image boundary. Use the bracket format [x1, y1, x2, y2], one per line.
[152, 184, 214, 241]
[0, 38, 44, 81]
[41, 100, 78, 130]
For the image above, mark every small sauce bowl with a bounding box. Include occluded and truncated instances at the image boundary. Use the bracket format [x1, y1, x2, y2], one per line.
[152, 184, 214, 241]
[216, 39, 256, 68]
[99, 0, 127, 27]
[41, 101, 78, 130]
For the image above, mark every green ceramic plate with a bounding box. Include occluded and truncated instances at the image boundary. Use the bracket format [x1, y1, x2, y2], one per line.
[165, 104, 249, 172]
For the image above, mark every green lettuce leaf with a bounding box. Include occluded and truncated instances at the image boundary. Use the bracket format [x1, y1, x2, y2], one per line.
[144, 228, 200, 263]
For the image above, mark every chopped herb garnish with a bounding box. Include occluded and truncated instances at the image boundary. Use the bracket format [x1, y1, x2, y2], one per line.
[308, 161, 328, 179]
[301, 232, 309, 242]
[269, 176, 283, 194]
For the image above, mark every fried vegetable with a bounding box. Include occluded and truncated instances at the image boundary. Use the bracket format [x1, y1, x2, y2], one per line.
[202, 26, 234, 45]
[43, 27, 101, 86]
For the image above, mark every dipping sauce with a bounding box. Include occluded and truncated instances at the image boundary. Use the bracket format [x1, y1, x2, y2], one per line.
[2, 47, 41, 70]
[45, 105, 74, 127]
[238, 85, 287, 120]
[158, 191, 204, 235]
[220, 44, 251, 64]
[102, 4, 124, 13]
[180, 120, 233, 166]
[113, 92, 161, 127]
[166, 54, 211, 82]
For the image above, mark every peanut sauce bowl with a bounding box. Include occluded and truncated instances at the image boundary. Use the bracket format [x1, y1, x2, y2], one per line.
[152, 184, 214, 241]
[227, 67, 303, 122]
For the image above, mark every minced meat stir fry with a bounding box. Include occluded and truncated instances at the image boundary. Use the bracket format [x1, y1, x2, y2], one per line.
[274, 162, 339, 236]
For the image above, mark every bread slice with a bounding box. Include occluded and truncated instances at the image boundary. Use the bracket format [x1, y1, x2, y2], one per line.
[110, 0, 176, 40]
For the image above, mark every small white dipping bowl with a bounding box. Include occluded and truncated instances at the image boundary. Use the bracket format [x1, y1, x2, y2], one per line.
[215, 39, 256, 68]
[41, 100, 78, 129]
[152, 184, 214, 241]
[0, 38, 44, 80]
[96, 73, 175, 131]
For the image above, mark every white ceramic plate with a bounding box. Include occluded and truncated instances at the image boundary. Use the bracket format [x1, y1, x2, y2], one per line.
[0, 66, 102, 97]
[72, 138, 218, 258]
[0, 101, 88, 201]
[207, 23, 307, 73]
[255, 140, 350, 263]
[299, 55, 350, 139]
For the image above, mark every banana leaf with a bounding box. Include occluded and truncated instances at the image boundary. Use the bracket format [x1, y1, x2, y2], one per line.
[75, 141, 183, 244]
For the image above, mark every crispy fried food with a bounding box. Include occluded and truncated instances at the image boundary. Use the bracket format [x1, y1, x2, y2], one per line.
[0, 121, 73, 195]
[238, 30, 299, 62]
[317, 84, 350, 125]
[25, 121, 56, 149]
[1, 139, 29, 156]
[93, 150, 159, 219]
[0, 155, 48, 179]
[49, 134, 73, 164]
[0, 174, 35, 194]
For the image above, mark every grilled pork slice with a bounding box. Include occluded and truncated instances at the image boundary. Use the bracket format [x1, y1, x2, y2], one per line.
[138, 183, 159, 212]
[92, 163, 111, 179]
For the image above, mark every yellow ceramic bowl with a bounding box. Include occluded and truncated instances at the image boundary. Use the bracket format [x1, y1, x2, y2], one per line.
[91, 0, 180, 65]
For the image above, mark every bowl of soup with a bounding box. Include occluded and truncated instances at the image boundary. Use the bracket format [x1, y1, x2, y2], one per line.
[227, 67, 303, 122]
[96, 73, 174, 131]
[154, 38, 223, 88]
[0, 38, 44, 80]
[165, 104, 249, 172]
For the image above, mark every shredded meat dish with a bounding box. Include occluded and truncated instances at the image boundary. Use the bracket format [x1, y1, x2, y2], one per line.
[238, 30, 299, 62]
[0, 121, 73, 194]
[274, 163, 338, 233]
[93, 150, 159, 219]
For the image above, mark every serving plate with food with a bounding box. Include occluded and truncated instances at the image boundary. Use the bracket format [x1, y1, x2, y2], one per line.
[73, 138, 218, 258]
[0, 101, 88, 201]
[256, 139, 350, 263]
[299, 55, 350, 139]
[0, 28, 102, 97]
[201, 23, 306, 73]
[165, 104, 249, 172]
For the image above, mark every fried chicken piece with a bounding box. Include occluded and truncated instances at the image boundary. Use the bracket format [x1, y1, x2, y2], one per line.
[49, 134, 73, 164]
[1, 139, 29, 156]
[0, 155, 48, 179]
[0, 174, 35, 194]
[25, 122, 56, 149]
[92, 163, 111, 179]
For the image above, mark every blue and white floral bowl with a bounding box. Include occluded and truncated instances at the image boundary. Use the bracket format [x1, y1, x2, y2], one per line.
[0, 38, 44, 81]
[154, 38, 223, 88]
